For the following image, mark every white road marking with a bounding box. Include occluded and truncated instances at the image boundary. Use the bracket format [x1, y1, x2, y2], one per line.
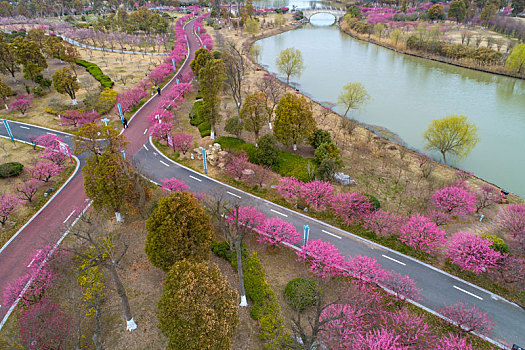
[227, 191, 241, 199]
[270, 209, 288, 217]
[189, 175, 202, 182]
[153, 152, 158, 156]
[381, 254, 406, 266]
[144, 128, 148, 135]
[322, 229, 342, 239]
[19, 126, 30, 130]
[46, 132, 56, 136]
[143, 145, 149, 151]
[159, 160, 170, 167]
[453, 285, 483, 300]
[26, 258, 35, 268]
[63, 210, 76, 224]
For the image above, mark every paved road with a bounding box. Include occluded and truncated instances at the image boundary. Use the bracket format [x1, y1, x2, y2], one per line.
[0, 17, 524, 349]
[0, 18, 201, 328]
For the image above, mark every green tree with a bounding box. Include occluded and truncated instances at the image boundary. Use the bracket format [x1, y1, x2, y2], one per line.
[373, 23, 386, 39]
[0, 37, 19, 82]
[314, 142, 341, 166]
[480, 3, 497, 24]
[0, 79, 13, 108]
[337, 82, 370, 118]
[158, 260, 239, 350]
[428, 4, 445, 20]
[145, 192, 213, 272]
[250, 43, 262, 63]
[82, 151, 131, 221]
[52, 67, 80, 105]
[190, 48, 213, 77]
[74, 123, 128, 156]
[199, 59, 225, 140]
[276, 47, 304, 84]
[274, 93, 316, 151]
[423, 115, 479, 164]
[512, 0, 525, 15]
[44, 36, 66, 61]
[505, 43, 525, 75]
[274, 14, 285, 26]
[448, 0, 467, 23]
[239, 91, 267, 141]
[0, 1, 13, 17]
[389, 28, 403, 47]
[224, 116, 243, 138]
[309, 129, 332, 149]
[244, 17, 259, 35]
[255, 134, 281, 167]
[10, 37, 47, 83]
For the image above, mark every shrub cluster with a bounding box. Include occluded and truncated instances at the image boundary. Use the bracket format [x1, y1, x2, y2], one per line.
[189, 100, 211, 137]
[0, 162, 24, 178]
[75, 59, 114, 88]
[283, 277, 318, 311]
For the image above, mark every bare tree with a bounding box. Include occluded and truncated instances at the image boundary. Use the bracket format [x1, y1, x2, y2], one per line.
[68, 211, 137, 332]
[256, 73, 285, 126]
[223, 41, 245, 115]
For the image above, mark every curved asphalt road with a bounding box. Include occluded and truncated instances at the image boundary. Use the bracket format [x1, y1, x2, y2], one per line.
[0, 17, 524, 349]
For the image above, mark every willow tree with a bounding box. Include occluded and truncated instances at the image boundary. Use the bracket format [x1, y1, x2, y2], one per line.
[276, 47, 304, 84]
[423, 115, 479, 164]
[337, 82, 370, 118]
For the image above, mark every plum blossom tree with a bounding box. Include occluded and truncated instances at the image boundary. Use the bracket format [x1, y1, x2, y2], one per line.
[435, 333, 473, 350]
[0, 193, 18, 225]
[432, 185, 476, 218]
[475, 185, 502, 212]
[276, 176, 303, 203]
[297, 239, 346, 278]
[60, 109, 83, 127]
[117, 87, 148, 113]
[344, 255, 386, 284]
[330, 192, 373, 226]
[319, 303, 369, 349]
[160, 177, 189, 192]
[447, 232, 504, 274]
[439, 301, 495, 335]
[356, 328, 406, 349]
[399, 214, 446, 254]
[363, 210, 404, 237]
[497, 204, 525, 241]
[15, 179, 39, 202]
[19, 298, 72, 349]
[490, 255, 525, 286]
[30, 161, 62, 182]
[147, 108, 173, 124]
[171, 133, 193, 154]
[381, 270, 422, 305]
[149, 121, 173, 143]
[256, 217, 301, 247]
[149, 63, 172, 86]
[383, 309, 435, 348]
[224, 152, 249, 180]
[9, 97, 31, 115]
[300, 180, 334, 211]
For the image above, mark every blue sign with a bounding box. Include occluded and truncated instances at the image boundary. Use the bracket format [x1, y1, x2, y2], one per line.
[184, 34, 187, 40]
[2, 119, 14, 142]
[176, 78, 179, 84]
[203, 44, 206, 49]
[202, 148, 207, 174]
[121, 150, 126, 160]
[172, 58, 176, 72]
[117, 103, 124, 122]
[302, 225, 310, 246]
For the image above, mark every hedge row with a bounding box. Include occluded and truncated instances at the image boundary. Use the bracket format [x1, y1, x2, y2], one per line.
[216, 136, 310, 181]
[190, 100, 211, 137]
[211, 241, 291, 349]
[76, 59, 114, 88]
[0, 162, 23, 178]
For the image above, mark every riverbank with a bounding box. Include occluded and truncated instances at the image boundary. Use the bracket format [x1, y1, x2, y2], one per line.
[339, 23, 525, 81]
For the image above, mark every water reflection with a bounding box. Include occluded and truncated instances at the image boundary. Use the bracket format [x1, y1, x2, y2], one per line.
[309, 13, 336, 26]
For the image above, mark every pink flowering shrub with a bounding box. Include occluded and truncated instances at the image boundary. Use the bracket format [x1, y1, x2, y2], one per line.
[149, 63, 173, 86]
[117, 87, 149, 113]
[15, 179, 40, 202]
[382, 309, 435, 348]
[172, 133, 193, 154]
[225, 206, 266, 232]
[447, 232, 504, 274]
[439, 301, 495, 334]
[0, 194, 19, 225]
[432, 185, 476, 218]
[149, 121, 173, 142]
[330, 192, 373, 226]
[435, 333, 473, 350]
[256, 217, 301, 247]
[296, 239, 346, 278]
[147, 108, 173, 124]
[497, 204, 525, 239]
[161, 177, 189, 192]
[299, 180, 334, 211]
[9, 97, 32, 115]
[362, 209, 404, 237]
[319, 304, 368, 349]
[344, 255, 386, 283]
[30, 161, 62, 182]
[276, 177, 303, 202]
[224, 152, 250, 180]
[399, 214, 446, 254]
[381, 270, 422, 303]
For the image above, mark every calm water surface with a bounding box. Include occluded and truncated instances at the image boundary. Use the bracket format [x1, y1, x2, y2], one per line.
[257, 14, 525, 196]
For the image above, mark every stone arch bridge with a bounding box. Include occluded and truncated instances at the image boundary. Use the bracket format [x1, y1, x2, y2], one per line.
[301, 7, 346, 22]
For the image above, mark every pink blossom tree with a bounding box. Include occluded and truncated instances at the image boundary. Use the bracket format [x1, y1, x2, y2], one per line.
[35, 133, 63, 149]
[296, 239, 347, 278]
[399, 214, 446, 254]
[426, 208, 451, 226]
[30, 161, 62, 182]
[475, 185, 502, 212]
[160, 177, 189, 192]
[0, 193, 18, 225]
[382, 309, 435, 348]
[276, 177, 303, 203]
[225, 205, 266, 232]
[147, 108, 173, 124]
[9, 98, 32, 115]
[171, 133, 193, 155]
[344, 255, 386, 284]
[15, 179, 40, 202]
[497, 204, 525, 240]
[435, 333, 473, 350]
[149, 63, 173, 86]
[149, 121, 173, 143]
[224, 152, 250, 180]
[439, 301, 495, 335]
[256, 217, 301, 247]
[356, 328, 406, 349]
[41, 148, 67, 166]
[60, 109, 83, 127]
[362, 210, 404, 237]
[490, 255, 525, 286]
[79, 110, 100, 125]
[319, 303, 369, 349]
[447, 232, 504, 274]
[247, 164, 273, 188]
[117, 87, 148, 113]
[299, 180, 334, 211]
[19, 298, 72, 350]
[432, 185, 476, 218]
[381, 270, 422, 304]
[330, 192, 373, 226]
